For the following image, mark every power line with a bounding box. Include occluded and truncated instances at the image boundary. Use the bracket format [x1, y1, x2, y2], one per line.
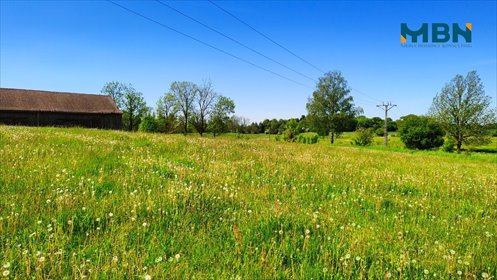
[208, 0, 325, 74]
[155, 0, 317, 83]
[208, 0, 383, 104]
[352, 88, 383, 103]
[106, 0, 313, 89]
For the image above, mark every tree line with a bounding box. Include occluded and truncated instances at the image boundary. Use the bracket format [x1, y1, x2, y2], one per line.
[101, 80, 236, 136]
[102, 69, 496, 153]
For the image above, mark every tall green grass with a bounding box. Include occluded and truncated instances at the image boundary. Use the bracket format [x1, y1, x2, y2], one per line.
[0, 126, 496, 279]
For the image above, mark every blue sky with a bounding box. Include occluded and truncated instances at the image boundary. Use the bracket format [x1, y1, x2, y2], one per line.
[1, 0, 496, 122]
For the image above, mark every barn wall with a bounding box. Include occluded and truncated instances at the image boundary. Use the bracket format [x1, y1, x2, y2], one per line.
[0, 111, 122, 129]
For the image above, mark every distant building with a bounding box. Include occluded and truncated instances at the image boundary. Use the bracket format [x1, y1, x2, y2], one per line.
[0, 88, 122, 129]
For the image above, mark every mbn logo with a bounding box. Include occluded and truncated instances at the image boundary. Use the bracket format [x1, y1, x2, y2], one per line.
[400, 23, 472, 43]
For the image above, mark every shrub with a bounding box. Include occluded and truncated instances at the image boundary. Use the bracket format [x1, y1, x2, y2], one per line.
[352, 128, 374, 146]
[441, 139, 455, 152]
[138, 116, 159, 133]
[282, 129, 296, 142]
[375, 127, 385, 137]
[398, 115, 444, 150]
[295, 132, 319, 144]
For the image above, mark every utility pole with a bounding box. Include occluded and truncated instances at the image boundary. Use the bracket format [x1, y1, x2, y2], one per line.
[376, 102, 396, 146]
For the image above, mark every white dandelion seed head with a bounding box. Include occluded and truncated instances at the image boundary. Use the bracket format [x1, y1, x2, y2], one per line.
[112, 256, 118, 262]
[108, 213, 113, 217]
[38, 256, 45, 262]
[142, 222, 147, 227]
[2, 270, 10, 277]
[144, 275, 151, 280]
[155, 256, 163, 263]
[175, 254, 180, 261]
[424, 269, 429, 275]
[457, 271, 462, 275]
[2, 263, 9, 269]
[482, 272, 489, 278]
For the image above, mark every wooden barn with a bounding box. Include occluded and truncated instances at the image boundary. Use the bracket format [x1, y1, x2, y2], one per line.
[0, 88, 122, 129]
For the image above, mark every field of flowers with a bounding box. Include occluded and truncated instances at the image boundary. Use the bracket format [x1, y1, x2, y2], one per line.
[0, 126, 496, 279]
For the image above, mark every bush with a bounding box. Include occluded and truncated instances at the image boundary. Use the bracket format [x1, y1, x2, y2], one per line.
[441, 139, 455, 152]
[398, 115, 444, 150]
[282, 129, 296, 142]
[352, 128, 374, 146]
[375, 127, 385, 137]
[295, 132, 319, 144]
[138, 116, 159, 133]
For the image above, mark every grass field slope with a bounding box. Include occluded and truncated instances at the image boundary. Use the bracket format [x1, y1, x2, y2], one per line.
[0, 126, 496, 279]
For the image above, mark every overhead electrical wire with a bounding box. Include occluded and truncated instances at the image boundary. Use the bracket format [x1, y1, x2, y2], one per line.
[155, 0, 317, 83]
[108, 0, 382, 105]
[106, 0, 313, 89]
[208, 0, 384, 104]
[207, 0, 325, 75]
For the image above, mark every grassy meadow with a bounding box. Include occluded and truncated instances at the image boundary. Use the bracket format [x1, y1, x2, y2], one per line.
[0, 125, 496, 279]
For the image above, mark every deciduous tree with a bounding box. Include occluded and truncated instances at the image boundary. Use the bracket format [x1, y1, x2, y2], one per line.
[306, 71, 356, 144]
[429, 71, 496, 152]
[170, 81, 197, 135]
[193, 80, 218, 136]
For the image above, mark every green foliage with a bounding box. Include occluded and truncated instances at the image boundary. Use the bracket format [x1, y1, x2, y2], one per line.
[430, 71, 496, 152]
[156, 115, 179, 133]
[138, 115, 159, 133]
[352, 128, 374, 146]
[282, 119, 300, 142]
[306, 71, 357, 143]
[208, 96, 235, 136]
[398, 115, 445, 150]
[169, 81, 198, 135]
[441, 139, 455, 152]
[294, 132, 319, 144]
[375, 127, 385, 137]
[102, 82, 148, 131]
[192, 80, 218, 136]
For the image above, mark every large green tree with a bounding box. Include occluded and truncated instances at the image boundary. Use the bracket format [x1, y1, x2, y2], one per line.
[101, 82, 148, 131]
[208, 96, 235, 136]
[429, 71, 496, 152]
[192, 80, 218, 136]
[121, 88, 148, 131]
[101, 81, 127, 109]
[169, 81, 197, 135]
[306, 71, 356, 144]
[156, 92, 178, 133]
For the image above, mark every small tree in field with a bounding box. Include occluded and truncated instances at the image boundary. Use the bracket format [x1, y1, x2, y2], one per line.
[429, 71, 496, 152]
[398, 115, 445, 150]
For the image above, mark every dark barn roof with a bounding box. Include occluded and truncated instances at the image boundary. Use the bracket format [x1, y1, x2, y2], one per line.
[0, 88, 122, 114]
